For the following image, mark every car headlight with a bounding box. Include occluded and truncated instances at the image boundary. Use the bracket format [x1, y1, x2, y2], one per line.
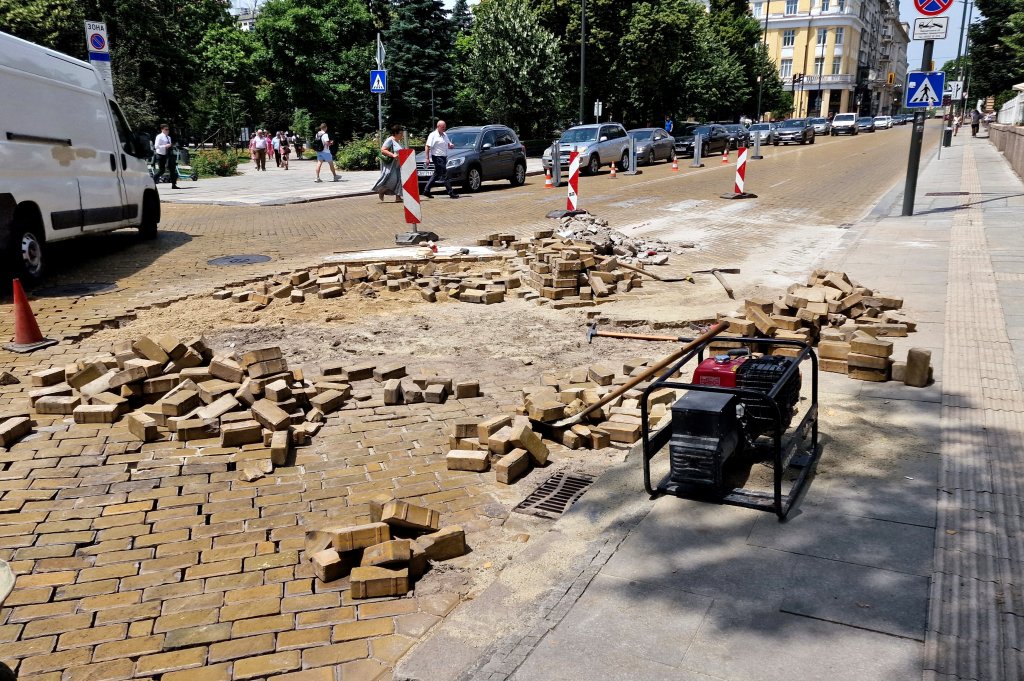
[636, 145, 647, 152]
[447, 157, 465, 168]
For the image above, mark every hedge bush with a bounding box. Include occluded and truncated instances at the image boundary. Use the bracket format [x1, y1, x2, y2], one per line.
[190, 149, 240, 177]
[333, 133, 426, 170]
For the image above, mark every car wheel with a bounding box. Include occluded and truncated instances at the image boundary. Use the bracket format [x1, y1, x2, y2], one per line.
[465, 166, 483, 192]
[8, 209, 45, 284]
[587, 155, 601, 176]
[810, 136, 816, 144]
[510, 161, 526, 186]
[619, 151, 630, 172]
[773, 141, 779, 146]
[139, 190, 159, 240]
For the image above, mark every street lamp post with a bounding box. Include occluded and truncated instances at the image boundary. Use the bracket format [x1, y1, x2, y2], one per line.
[756, 76, 763, 123]
[757, 0, 771, 122]
[578, 0, 587, 125]
[223, 81, 236, 152]
[953, 0, 973, 117]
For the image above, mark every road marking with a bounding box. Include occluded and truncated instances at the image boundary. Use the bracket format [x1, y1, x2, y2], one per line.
[770, 179, 792, 188]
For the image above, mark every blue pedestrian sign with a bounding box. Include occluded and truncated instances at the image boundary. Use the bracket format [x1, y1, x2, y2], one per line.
[370, 70, 387, 94]
[905, 71, 944, 108]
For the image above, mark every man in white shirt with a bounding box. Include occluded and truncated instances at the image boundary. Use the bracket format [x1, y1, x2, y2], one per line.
[314, 123, 340, 183]
[153, 124, 179, 189]
[424, 120, 459, 199]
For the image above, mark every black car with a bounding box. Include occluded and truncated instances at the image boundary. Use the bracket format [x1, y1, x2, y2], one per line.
[627, 128, 676, 165]
[722, 124, 751, 149]
[774, 118, 815, 145]
[673, 123, 731, 157]
[415, 124, 527, 192]
[856, 117, 876, 133]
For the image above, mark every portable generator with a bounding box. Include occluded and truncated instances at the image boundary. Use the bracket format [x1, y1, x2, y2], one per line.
[667, 352, 802, 489]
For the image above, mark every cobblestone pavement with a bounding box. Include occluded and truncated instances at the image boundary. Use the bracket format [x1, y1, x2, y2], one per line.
[1, 126, 940, 681]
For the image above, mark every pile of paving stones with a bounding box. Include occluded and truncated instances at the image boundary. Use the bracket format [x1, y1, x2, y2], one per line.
[545, 213, 692, 261]
[714, 269, 931, 385]
[306, 498, 467, 598]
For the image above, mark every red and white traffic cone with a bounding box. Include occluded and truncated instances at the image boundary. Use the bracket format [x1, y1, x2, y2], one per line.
[544, 168, 553, 189]
[721, 148, 729, 164]
[671, 156, 679, 172]
[3, 279, 58, 353]
[719, 147, 757, 200]
[610, 162, 617, 179]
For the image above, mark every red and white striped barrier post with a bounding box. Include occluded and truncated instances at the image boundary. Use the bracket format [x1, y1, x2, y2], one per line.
[395, 148, 438, 243]
[719, 147, 757, 200]
[566, 150, 580, 211]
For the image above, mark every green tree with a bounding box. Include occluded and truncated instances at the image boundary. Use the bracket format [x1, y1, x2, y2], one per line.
[382, 0, 454, 131]
[451, 0, 472, 32]
[470, 0, 565, 137]
[966, 0, 1024, 101]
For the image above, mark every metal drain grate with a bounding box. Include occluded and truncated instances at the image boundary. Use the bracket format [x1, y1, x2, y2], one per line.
[925, 191, 970, 196]
[207, 254, 272, 266]
[513, 472, 595, 519]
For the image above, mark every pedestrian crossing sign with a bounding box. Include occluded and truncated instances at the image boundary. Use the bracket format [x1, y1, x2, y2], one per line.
[905, 71, 944, 108]
[370, 70, 387, 94]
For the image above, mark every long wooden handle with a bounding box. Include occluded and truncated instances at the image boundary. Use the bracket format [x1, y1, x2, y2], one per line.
[553, 321, 730, 428]
[611, 259, 666, 282]
[593, 330, 680, 342]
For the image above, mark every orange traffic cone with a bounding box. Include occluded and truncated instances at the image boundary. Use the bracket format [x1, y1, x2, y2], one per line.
[3, 279, 57, 353]
[671, 156, 679, 172]
[610, 162, 617, 179]
[721, 148, 729, 164]
[544, 168, 553, 189]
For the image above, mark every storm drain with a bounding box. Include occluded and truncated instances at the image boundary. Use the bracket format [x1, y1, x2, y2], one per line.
[925, 191, 970, 196]
[207, 254, 272, 266]
[513, 472, 596, 519]
[34, 282, 118, 297]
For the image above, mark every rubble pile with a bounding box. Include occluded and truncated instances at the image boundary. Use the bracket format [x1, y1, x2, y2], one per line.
[715, 269, 931, 385]
[540, 212, 692, 261]
[305, 498, 467, 597]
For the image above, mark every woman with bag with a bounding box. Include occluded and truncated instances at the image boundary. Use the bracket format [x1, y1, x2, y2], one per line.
[372, 124, 406, 202]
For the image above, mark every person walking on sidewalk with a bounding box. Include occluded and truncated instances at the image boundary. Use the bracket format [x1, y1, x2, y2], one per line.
[280, 133, 291, 170]
[423, 120, 459, 199]
[153, 124, 180, 189]
[272, 131, 282, 167]
[252, 130, 269, 171]
[970, 109, 982, 137]
[314, 123, 340, 183]
[372, 124, 405, 202]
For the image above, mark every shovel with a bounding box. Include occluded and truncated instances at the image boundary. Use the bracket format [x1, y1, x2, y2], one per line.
[529, 321, 729, 437]
[692, 268, 740, 298]
[605, 258, 694, 283]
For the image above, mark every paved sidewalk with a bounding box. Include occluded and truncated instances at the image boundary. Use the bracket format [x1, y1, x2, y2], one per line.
[396, 134, 1024, 680]
[159, 158, 545, 206]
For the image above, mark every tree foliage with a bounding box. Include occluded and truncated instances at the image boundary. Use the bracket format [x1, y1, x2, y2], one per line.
[382, 0, 453, 132]
[967, 0, 1024, 101]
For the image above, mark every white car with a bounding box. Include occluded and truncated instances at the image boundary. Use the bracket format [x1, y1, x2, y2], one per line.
[0, 31, 158, 282]
[872, 115, 894, 129]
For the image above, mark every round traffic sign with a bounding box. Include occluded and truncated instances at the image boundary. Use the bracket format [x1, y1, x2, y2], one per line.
[914, 0, 953, 16]
[89, 33, 106, 51]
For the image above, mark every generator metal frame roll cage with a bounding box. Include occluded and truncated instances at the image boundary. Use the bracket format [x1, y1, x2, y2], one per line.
[640, 335, 820, 521]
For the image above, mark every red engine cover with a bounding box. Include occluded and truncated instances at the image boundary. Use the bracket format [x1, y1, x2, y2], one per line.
[692, 355, 748, 387]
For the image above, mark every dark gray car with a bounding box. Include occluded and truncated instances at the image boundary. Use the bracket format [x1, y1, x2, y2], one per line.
[416, 125, 527, 192]
[627, 128, 676, 165]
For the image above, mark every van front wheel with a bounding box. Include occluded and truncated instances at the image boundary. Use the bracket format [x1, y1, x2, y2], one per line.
[11, 225, 45, 284]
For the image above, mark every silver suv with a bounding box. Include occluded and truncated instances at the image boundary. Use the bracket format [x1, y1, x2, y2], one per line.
[543, 123, 631, 175]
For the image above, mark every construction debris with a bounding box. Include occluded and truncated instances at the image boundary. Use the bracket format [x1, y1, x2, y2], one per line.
[715, 269, 927, 384]
[305, 499, 467, 597]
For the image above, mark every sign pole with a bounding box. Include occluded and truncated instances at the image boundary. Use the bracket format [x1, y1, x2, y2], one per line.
[902, 40, 934, 217]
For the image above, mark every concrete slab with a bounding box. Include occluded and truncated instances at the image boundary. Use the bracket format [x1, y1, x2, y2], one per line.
[681, 599, 923, 681]
[780, 554, 929, 640]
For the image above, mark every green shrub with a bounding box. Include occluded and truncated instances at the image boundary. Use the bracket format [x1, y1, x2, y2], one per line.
[333, 132, 426, 170]
[191, 149, 239, 177]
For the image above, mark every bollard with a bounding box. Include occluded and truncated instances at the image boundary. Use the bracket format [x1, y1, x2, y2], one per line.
[719, 147, 757, 200]
[395, 149, 439, 244]
[566, 151, 580, 211]
[550, 141, 562, 187]
[751, 133, 763, 160]
[690, 134, 704, 168]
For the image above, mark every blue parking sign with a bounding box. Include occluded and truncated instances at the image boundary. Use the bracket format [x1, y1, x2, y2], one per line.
[370, 70, 387, 94]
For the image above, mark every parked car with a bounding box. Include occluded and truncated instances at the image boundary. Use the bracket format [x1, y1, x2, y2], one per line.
[672, 123, 731, 157]
[810, 117, 831, 135]
[873, 115, 894, 129]
[857, 117, 877, 132]
[415, 124, 526, 192]
[542, 123, 631, 175]
[747, 122, 777, 145]
[722, 124, 751, 149]
[0, 30, 158, 283]
[830, 113, 859, 136]
[626, 127, 676, 165]
[774, 118, 815, 145]
[892, 114, 910, 125]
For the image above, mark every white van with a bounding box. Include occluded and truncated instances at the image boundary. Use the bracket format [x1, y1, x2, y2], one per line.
[0, 31, 159, 283]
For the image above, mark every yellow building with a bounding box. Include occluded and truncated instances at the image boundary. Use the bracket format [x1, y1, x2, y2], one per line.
[750, 0, 909, 118]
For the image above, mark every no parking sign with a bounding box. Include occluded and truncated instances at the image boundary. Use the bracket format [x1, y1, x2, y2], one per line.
[84, 20, 112, 87]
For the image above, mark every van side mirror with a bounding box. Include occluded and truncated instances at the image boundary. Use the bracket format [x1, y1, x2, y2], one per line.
[600, 136, 608, 142]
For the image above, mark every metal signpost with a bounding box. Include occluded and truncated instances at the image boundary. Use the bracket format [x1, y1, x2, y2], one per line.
[690, 135, 704, 168]
[902, 0, 953, 216]
[625, 135, 639, 176]
[593, 100, 603, 124]
[550, 141, 562, 187]
[373, 34, 386, 147]
[84, 21, 112, 88]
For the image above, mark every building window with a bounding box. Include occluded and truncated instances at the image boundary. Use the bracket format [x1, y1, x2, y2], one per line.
[838, 0, 846, 10]
[785, 0, 798, 14]
[817, 28, 828, 45]
[780, 58, 793, 78]
[814, 57, 824, 76]
[782, 29, 795, 47]
[835, 27, 844, 45]
[753, 2, 764, 17]
[832, 56, 842, 74]
[821, 0, 830, 10]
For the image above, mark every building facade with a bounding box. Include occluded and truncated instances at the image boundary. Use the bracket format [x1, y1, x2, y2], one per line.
[750, 0, 909, 118]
